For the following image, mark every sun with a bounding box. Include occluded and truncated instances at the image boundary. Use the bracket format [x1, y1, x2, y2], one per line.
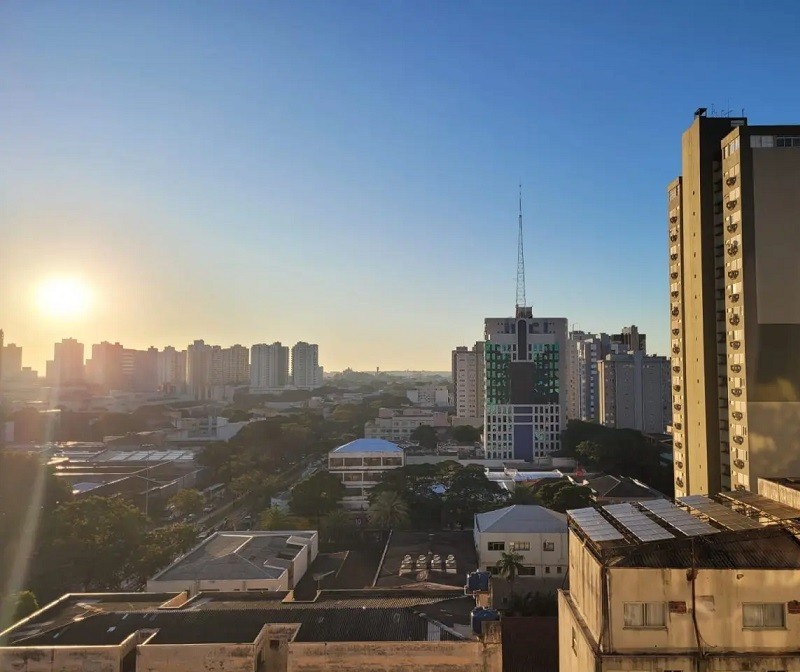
[36, 277, 93, 318]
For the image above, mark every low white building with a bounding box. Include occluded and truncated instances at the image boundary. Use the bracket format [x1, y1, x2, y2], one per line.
[473, 505, 568, 578]
[364, 408, 449, 442]
[328, 438, 405, 511]
[406, 385, 451, 407]
[147, 530, 318, 595]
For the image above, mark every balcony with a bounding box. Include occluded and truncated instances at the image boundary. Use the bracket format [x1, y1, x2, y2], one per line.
[729, 293, 740, 303]
[731, 387, 743, 396]
[732, 411, 743, 420]
[670, 215, 678, 223]
[730, 340, 741, 350]
[727, 242, 739, 256]
[726, 199, 738, 210]
[733, 435, 744, 444]
[728, 270, 739, 279]
[730, 364, 741, 373]
[726, 222, 738, 233]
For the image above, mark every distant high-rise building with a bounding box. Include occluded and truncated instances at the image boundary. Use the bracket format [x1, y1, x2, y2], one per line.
[86, 341, 124, 390]
[598, 351, 671, 433]
[51, 338, 85, 386]
[187, 340, 214, 399]
[566, 332, 612, 423]
[291, 342, 321, 389]
[157, 346, 187, 391]
[610, 325, 646, 354]
[670, 110, 800, 496]
[250, 342, 289, 391]
[221, 345, 250, 385]
[452, 342, 484, 420]
[1, 340, 23, 382]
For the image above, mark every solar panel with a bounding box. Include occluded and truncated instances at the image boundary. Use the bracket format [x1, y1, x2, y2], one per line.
[718, 490, 800, 521]
[602, 503, 675, 542]
[567, 508, 625, 543]
[640, 499, 719, 537]
[678, 495, 762, 531]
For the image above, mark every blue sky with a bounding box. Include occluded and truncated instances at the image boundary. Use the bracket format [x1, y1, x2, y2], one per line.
[3, 0, 800, 371]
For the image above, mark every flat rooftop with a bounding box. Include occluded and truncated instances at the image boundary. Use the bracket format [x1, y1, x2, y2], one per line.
[151, 531, 316, 582]
[1, 589, 473, 647]
[374, 530, 478, 588]
[568, 495, 800, 569]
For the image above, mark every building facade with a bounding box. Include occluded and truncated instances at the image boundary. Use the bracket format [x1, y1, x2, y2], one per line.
[406, 384, 451, 407]
[473, 505, 567, 578]
[328, 438, 405, 511]
[670, 111, 800, 496]
[452, 342, 485, 421]
[250, 342, 290, 391]
[0, 340, 22, 382]
[221, 344, 250, 385]
[157, 346, 187, 390]
[560, 501, 800, 672]
[597, 350, 671, 433]
[291, 342, 322, 389]
[483, 309, 568, 461]
[363, 408, 449, 443]
[49, 338, 85, 386]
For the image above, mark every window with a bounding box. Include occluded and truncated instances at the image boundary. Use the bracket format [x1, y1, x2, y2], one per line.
[545, 566, 551, 574]
[743, 603, 785, 629]
[623, 602, 666, 628]
[518, 566, 536, 576]
[510, 541, 530, 551]
[488, 541, 505, 551]
[557, 566, 563, 574]
[543, 541, 555, 552]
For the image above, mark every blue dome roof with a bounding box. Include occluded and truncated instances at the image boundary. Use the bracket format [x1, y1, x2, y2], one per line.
[331, 438, 403, 454]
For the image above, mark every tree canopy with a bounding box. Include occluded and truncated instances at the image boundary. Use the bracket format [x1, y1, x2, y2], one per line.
[368, 491, 410, 530]
[409, 425, 438, 451]
[289, 471, 345, 520]
[168, 489, 204, 516]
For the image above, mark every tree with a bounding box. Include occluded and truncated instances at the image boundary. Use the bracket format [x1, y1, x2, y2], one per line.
[289, 471, 345, 521]
[168, 489, 204, 517]
[259, 507, 292, 530]
[507, 485, 538, 505]
[131, 524, 198, 584]
[40, 496, 147, 591]
[442, 465, 507, 526]
[320, 509, 357, 547]
[496, 551, 524, 594]
[550, 485, 593, 513]
[451, 424, 481, 444]
[368, 491, 410, 530]
[12, 591, 39, 621]
[410, 425, 438, 451]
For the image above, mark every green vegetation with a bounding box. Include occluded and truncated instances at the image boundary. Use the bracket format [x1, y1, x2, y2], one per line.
[289, 471, 346, 522]
[168, 488, 204, 516]
[409, 424, 438, 451]
[450, 424, 482, 444]
[496, 551, 524, 593]
[12, 591, 39, 622]
[532, 480, 593, 513]
[502, 591, 558, 617]
[320, 509, 357, 546]
[561, 420, 672, 495]
[368, 491, 410, 530]
[370, 462, 506, 529]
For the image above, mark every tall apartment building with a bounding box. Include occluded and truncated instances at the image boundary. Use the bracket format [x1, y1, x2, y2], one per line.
[291, 342, 322, 389]
[483, 309, 568, 461]
[1, 340, 22, 381]
[157, 346, 187, 390]
[610, 324, 646, 353]
[452, 342, 484, 421]
[250, 342, 289, 391]
[670, 110, 800, 496]
[49, 338, 85, 386]
[85, 341, 124, 390]
[597, 350, 670, 433]
[187, 339, 213, 399]
[221, 344, 250, 385]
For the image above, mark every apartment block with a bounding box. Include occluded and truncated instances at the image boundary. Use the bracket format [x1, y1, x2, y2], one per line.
[452, 342, 485, 421]
[670, 110, 800, 496]
[364, 408, 449, 442]
[291, 341, 322, 389]
[250, 342, 290, 391]
[0, 340, 22, 381]
[597, 350, 671, 433]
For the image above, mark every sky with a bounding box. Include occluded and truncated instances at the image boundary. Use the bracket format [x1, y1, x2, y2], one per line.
[3, 1, 800, 372]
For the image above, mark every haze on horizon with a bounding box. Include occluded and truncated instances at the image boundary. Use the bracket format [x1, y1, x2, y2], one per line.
[3, 1, 800, 373]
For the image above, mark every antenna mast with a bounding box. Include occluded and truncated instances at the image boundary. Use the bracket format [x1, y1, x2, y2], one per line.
[515, 184, 527, 309]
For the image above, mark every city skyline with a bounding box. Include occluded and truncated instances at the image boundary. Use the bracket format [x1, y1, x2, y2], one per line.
[4, 3, 800, 372]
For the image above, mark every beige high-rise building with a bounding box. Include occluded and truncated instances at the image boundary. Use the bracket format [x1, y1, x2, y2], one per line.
[670, 110, 800, 496]
[597, 351, 670, 434]
[452, 342, 484, 421]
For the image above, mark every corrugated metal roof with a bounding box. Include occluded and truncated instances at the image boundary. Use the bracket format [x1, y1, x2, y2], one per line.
[475, 505, 567, 534]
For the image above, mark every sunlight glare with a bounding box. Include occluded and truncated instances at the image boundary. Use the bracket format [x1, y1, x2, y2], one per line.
[36, 277, 93, 318]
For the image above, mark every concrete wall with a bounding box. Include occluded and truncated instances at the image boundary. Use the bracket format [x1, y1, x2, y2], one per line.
[146, 575, 288, 596]
[607, 566, 800, 653]
[566, 530, 603, 645]
[287, 636, 501, 672]
[476, 531, 567, 576]
[759, 478, 800, 509]
[138, 642, 258, 672]
[0, 645, 124, 672]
